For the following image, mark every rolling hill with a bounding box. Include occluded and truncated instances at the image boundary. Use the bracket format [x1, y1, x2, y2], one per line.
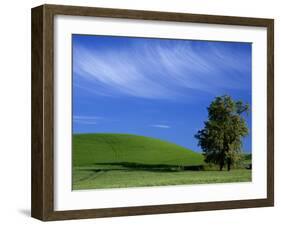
[73, 133, 204, 167]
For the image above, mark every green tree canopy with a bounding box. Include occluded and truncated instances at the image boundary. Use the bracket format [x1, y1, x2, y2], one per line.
[195, 95, 249, 171]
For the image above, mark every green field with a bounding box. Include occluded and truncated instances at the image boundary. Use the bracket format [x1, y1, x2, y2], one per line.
[73, 133, 251, 190]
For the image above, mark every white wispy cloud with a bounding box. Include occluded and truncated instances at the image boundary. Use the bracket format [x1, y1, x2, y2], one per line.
[73, 115, 102, 125]
[150, 124, 171, 129]
[73, 39, 251, 100]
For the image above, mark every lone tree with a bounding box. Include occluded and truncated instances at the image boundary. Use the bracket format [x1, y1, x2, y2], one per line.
[195, 95, 249, 171]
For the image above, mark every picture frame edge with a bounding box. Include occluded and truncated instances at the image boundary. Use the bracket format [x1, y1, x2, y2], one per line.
[31, 5, 45, 221]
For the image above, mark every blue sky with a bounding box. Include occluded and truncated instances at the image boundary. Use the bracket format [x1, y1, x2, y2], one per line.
[72, 35, 252, 152]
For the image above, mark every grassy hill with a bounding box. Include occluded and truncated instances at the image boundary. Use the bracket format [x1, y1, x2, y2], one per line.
[73, 133, 203, 167]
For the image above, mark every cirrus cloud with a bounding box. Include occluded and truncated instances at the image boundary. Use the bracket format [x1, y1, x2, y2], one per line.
[73, 36, 251, 101]
[150, 124, 171, 129]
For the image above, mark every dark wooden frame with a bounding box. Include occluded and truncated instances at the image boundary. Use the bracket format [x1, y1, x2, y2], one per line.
[31, 4, 274, 221]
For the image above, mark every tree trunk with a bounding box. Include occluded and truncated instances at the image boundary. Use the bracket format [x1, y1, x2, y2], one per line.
[219, 161, 224, 171]
[227, 159, 231, 171]
[219, 153, 225, 171]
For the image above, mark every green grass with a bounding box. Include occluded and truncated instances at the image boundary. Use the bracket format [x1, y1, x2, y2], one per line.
[73, 133, 251, 190]
[73, 133, 203, 166]
[73, 168, 251, 190]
